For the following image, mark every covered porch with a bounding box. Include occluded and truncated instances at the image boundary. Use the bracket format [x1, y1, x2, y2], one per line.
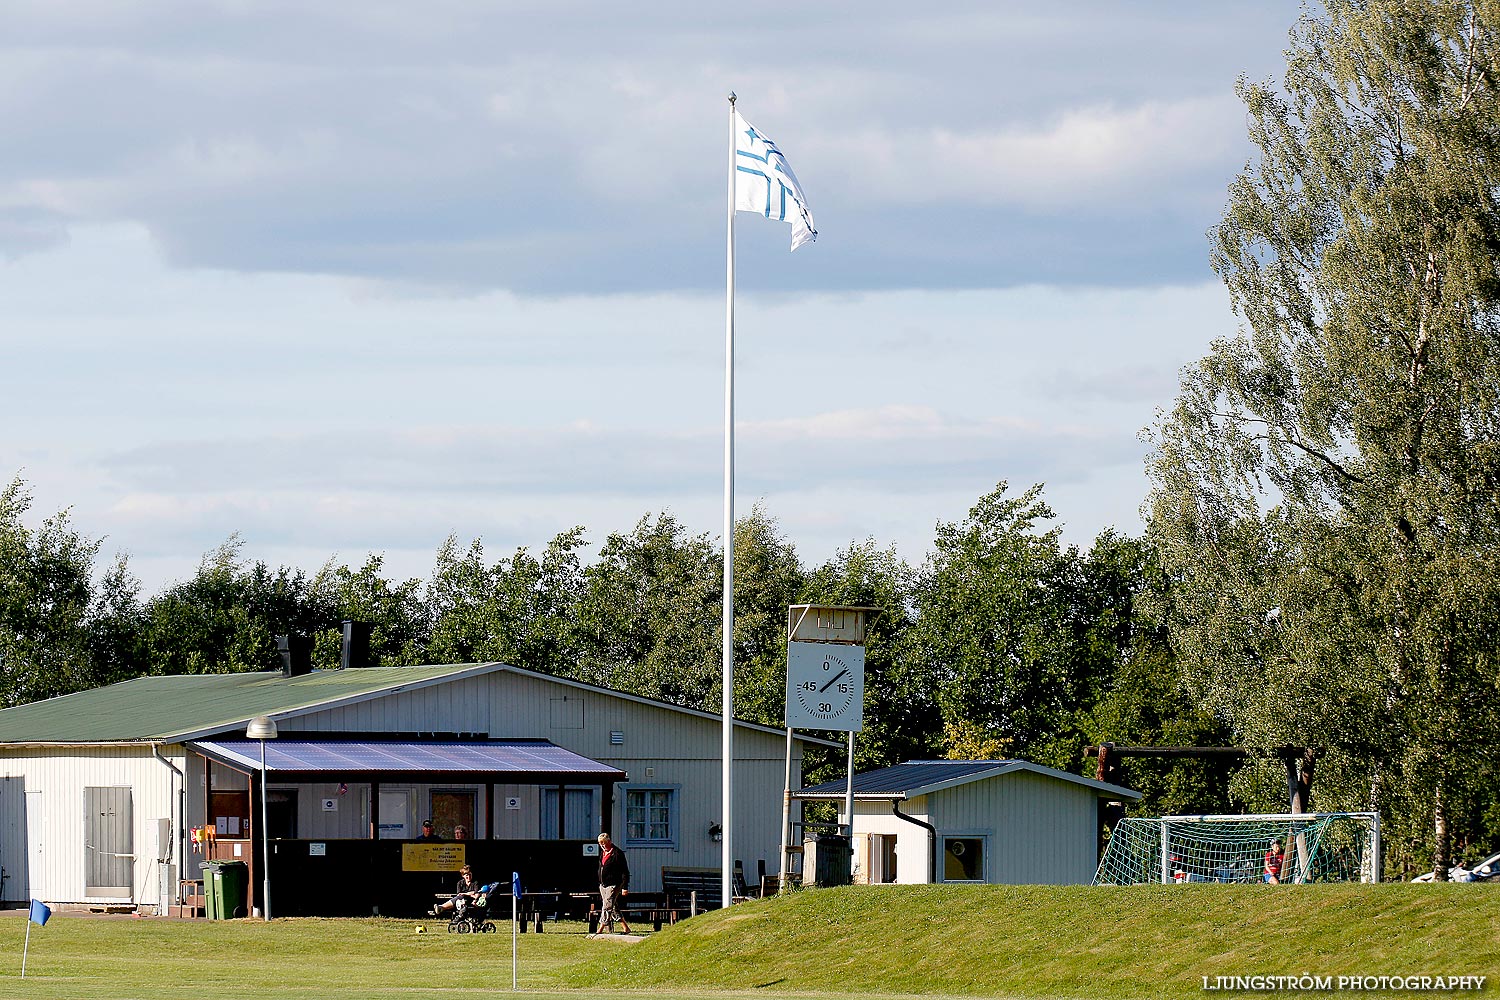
[187, 737, 626, 917]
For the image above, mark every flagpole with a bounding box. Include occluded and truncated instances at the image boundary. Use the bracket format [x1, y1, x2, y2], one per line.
[511, 890, 518, 991]
[721, 90, 737, 909]
[21, 920, 31, 978]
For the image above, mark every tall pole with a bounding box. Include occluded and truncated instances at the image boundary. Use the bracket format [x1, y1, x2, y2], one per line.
[721, 91, 738, 907]
[779, 726, 793, 888]
[844, 732, 855, 837]
[260, 739, 271, 920]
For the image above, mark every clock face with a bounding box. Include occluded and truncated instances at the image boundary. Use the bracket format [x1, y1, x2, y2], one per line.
[792, 650, 858, 722]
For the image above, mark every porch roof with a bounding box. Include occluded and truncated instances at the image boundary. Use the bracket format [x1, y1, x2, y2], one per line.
[190, 737, 628, 783]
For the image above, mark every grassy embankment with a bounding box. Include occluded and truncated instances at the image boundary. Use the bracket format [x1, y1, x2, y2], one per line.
[0, 884, 1494, 1000]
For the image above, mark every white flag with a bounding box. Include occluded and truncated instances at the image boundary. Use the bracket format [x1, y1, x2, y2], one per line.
[734, 110, 816, 251]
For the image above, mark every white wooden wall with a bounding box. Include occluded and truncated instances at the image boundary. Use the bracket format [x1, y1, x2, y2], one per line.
[843, 770, 1102, 886]
[0, 745, 185, 908]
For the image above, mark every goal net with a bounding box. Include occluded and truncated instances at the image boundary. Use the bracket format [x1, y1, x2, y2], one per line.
[1093, 812, 1381, 885]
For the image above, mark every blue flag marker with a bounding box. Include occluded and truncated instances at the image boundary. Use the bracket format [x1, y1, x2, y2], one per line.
[22, 898, 51, 977]
[512, 871, 522, 899]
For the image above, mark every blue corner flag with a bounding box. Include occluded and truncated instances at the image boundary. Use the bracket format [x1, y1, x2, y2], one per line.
[28, 900, 50, 927]
[512, 871, 522, 899]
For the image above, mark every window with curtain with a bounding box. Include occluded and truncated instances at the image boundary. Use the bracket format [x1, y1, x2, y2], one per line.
[624, 787, 675, 846]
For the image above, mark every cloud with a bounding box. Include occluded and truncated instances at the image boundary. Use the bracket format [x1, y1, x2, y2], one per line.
[98, 405, 1135, 500]
[817, 96, 1242, 211]
[0, 2, 1301, 293]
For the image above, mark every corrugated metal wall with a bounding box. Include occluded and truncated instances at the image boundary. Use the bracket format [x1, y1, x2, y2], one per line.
[0, 746, 182, 908]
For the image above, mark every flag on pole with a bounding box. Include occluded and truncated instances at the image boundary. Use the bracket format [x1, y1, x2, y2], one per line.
[22, 899, 50, 978]
[511, 871, 521, 992]
[733, 110, 817, 251]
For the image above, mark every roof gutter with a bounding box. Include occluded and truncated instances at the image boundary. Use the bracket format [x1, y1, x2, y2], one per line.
[891, 799, 937, 884]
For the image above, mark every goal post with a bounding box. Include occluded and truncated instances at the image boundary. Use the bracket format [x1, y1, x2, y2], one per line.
[1094, 812, 1381, 885]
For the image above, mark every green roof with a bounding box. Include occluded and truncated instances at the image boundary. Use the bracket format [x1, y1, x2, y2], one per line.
[0, 664, 501, 744]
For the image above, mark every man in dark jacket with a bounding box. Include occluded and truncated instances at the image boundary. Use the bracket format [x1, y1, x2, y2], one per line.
[595, 831, 631, 935]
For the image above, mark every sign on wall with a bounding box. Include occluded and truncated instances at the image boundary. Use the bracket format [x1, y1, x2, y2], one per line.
[401, 844, 466, 872]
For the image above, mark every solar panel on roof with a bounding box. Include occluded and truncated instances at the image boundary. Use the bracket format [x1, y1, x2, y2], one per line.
[191, 739, 626, 778]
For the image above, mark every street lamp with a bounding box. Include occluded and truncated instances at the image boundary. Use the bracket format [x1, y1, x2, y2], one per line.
[245, 715, 278, 920]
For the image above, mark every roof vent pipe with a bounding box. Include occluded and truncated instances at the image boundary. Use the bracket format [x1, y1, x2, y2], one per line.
[276, 635, 313, 677]
[341, 621, 373, 670]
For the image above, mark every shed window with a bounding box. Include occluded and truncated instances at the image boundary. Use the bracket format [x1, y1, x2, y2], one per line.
[624, 787, 676, 846]
[942, 836, 986, 882]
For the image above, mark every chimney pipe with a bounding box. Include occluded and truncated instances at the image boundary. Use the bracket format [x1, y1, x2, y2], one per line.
[276, 635, 313, 677]
[341, 621, 373, 670]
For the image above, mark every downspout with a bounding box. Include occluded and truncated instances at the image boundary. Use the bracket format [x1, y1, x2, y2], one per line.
[152, 743, 185, 907]
[891, 799, 937, 884]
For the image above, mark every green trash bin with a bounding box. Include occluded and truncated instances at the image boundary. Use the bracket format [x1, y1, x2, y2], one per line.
[204, 860, 249, 920]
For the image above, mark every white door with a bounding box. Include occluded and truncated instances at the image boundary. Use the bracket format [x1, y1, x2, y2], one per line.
[25, 790, 43, 899]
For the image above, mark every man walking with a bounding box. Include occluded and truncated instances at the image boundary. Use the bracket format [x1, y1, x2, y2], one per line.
[595, 831, 631, 935]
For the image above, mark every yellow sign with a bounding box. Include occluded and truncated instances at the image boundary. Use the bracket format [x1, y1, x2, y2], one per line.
[402, 844, 466, 872]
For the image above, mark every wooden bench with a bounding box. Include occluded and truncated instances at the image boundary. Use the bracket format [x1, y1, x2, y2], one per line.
[661, 866, 723, 916]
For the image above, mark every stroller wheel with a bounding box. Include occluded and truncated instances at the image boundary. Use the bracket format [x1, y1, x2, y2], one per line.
[447, 921, 459, 933]
[482, 922, 496, 933]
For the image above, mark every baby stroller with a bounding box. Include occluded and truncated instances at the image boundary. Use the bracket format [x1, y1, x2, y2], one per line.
[447, 881, 502, 933]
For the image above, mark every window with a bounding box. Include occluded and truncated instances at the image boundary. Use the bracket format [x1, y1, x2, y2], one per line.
[942, 836, 986, 882]
[624, 787, 676, 846]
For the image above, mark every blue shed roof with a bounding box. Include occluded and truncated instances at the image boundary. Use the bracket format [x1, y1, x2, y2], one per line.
[794, 759, 1140, 801]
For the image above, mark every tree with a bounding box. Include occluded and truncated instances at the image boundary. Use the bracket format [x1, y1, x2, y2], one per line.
[1080, 533, 1238, 817]
[309, 554, 428, 667]
[141, 537, 330, 674]
[426, 528, 587, 673]
[0, 477, 126, 705]
[1147, 0, 1500, 878]
[911, 482, 1108, 769]
[572, 513, 722, 708]
[728, 506, 807, 727]
[801, 540, 932, 779]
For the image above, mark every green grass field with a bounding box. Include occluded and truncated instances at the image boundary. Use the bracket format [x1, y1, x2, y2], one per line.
[1, 884, 1495, 1000]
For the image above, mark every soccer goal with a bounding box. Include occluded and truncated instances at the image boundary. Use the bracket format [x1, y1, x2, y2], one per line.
[1093, 812, 1381, 885]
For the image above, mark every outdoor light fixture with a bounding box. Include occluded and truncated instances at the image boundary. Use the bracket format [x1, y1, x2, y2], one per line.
[245, 715, 278, 921]
[709, 822, 723, 843]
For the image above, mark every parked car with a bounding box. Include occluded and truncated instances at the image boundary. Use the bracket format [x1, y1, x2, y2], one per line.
[1410, 852, 1499, 883]
[1467, 851, 1500, 881]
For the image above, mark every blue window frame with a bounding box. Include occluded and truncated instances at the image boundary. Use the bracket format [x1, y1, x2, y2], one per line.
[623, 785, 678, 848]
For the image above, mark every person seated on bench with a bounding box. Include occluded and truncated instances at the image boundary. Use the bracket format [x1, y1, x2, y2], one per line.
[432, 864, 481, 916]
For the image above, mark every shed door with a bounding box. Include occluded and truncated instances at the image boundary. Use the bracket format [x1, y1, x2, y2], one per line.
[85, 786, 134, 898]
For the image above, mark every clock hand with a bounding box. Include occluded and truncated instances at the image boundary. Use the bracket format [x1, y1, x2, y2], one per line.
[819, 669, 849, 693]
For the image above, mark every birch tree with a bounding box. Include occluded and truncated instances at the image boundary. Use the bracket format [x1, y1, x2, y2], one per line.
[1148, 0, 1500, 878]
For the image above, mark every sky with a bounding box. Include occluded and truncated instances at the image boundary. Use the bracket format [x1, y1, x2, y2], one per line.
[0, 2, 1311, 594]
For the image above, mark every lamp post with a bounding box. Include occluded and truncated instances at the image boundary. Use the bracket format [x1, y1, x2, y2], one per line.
[245, 715, 278, 920]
